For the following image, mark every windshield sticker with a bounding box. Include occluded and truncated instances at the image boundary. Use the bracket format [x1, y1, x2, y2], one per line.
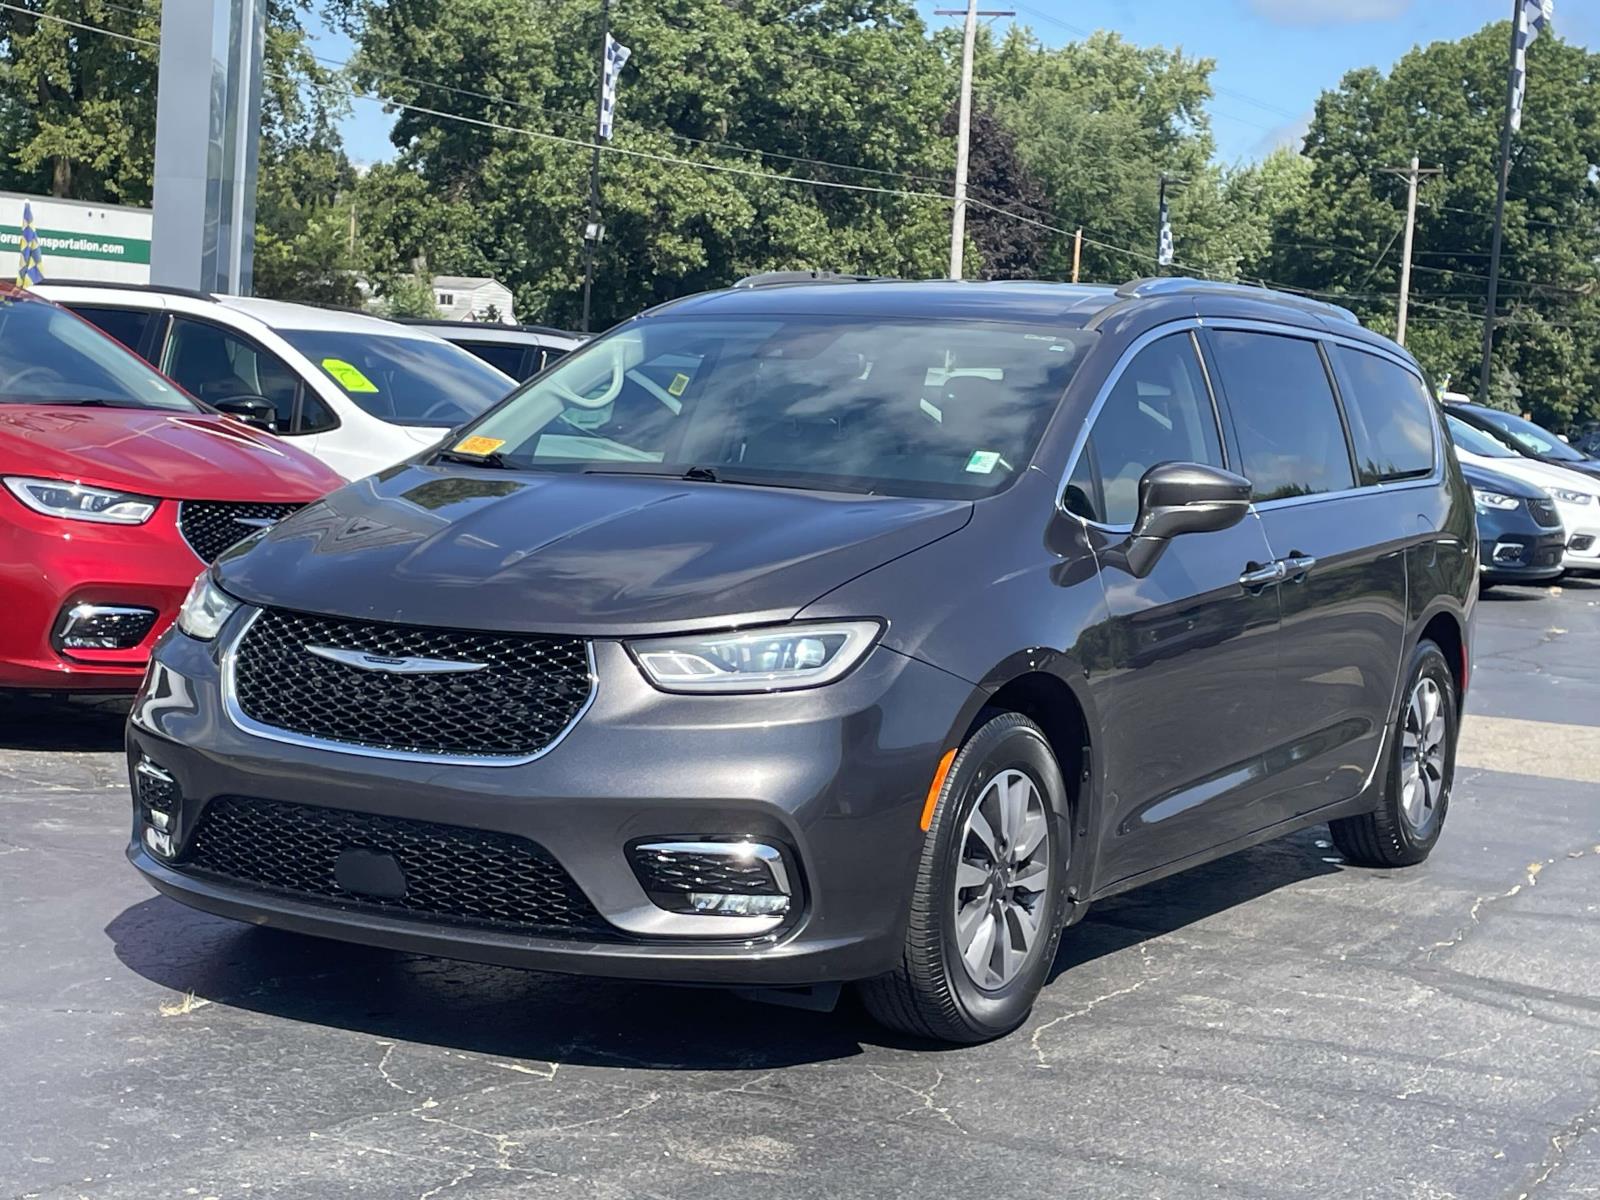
[919, 398, 944, 423]
[668, 372, 691, 397]
[320, 357, 380, 393]
[965, 450, 1001, 475]
[452, 435, 506, 457]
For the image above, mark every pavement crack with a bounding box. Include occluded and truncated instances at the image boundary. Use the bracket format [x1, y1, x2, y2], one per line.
[868, 1067, 965, 1132]
[1511, 1091, 1600, 1200]
[1031, 976, 1154, 1068]
[375, 1040, 418, 1095]
[1427, 846, 1600, 957]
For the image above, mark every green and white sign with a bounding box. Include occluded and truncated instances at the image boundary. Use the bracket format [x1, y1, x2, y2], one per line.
[0, 224, 150, 264]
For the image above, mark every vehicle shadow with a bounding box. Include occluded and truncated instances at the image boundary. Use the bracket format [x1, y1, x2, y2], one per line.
[1049, 825, 1343, 981]
[106, 825, 1342, 1064]
[0, 692, 129, 752]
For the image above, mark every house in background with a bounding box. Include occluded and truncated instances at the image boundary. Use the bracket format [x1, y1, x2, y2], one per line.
[431, 276, 516, 323]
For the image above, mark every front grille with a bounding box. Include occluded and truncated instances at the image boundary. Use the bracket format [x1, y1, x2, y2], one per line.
[179, 501, 303, 562]
[181, 796, 614, 936]
[1528, 497, 1561, 528]
[230, 608, 592, 758]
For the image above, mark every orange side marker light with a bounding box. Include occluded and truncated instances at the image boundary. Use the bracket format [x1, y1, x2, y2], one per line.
[919, 748, 958, 831]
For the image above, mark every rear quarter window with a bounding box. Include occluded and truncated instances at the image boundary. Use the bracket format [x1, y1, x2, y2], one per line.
[1335, 347, 1436, 484]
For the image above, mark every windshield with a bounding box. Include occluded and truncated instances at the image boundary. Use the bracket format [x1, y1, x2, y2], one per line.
[443, 316, 1095, 499]
[0, 296, 198, 410]
[278, 329, 514, 428]
[1448, 413, 1519, 459]
[1471, 408, 1587, 461]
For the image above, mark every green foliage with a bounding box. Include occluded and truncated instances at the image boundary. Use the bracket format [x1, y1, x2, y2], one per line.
[373, 270, 439, 318]
[1245, 22, 1600, 429]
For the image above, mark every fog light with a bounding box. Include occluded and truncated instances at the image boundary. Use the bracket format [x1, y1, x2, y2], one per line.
[687, 892, 791, 916]
[54, 604, 157, 652]
[629, 839, 793, 918]
[134, 757, 180, 812]
[1492, 541, 1525, 564]
[1570, 534, 1596, 552]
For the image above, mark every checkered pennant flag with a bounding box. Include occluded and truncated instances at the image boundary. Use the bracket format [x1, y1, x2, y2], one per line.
[1157, 192, 1175, 267]
[598, 34, 632, 141]
[15, 201, 43, 288]
[1510, 0, 1553, 133]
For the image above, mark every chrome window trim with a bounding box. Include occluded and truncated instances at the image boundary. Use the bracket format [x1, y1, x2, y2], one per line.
[1057, 315, 1446, 533]
[219, 606, 600, 768]
[1055, 317, 1218, 534]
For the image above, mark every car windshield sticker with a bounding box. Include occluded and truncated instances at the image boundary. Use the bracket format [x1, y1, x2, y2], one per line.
[668, 372, 691, 397]
[320, 358, 380, 393]
[919, 398, 944, 423]
[452, 435, 506, 457]
[966, 450, 1001, 474]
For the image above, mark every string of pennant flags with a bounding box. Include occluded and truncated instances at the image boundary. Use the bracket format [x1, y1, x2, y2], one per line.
[14, 201, 44, 288]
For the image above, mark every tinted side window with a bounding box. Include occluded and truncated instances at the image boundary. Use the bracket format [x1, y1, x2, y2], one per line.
[1209, 331, 1354, 502]
[70, 306, 156, 359]
[297, 388, 340, 434]
[162, 317, 301, 433]
[1334, 347, 1436, 483]
[1065, 332, 1224, 526]
[461, 341, 529, 379]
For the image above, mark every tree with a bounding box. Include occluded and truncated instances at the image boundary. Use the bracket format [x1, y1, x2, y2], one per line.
[1246, 23, 1600, 428]
[943, 103, 1047, 279]
[0, 0, 360, 303]
[374, 271, 439, 318]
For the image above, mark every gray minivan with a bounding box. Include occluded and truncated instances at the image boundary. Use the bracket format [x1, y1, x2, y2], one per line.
[128, 276, 1476, 1043]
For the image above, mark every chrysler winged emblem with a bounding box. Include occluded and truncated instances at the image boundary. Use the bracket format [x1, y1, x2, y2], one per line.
[305, 646, 490, 674]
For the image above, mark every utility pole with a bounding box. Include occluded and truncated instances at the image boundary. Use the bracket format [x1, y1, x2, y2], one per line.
[1071, 228, 1082, 283]
[936, 0, 1011, 280]
[1380, 156, 1442, 347]
[580, 0, 610, 334]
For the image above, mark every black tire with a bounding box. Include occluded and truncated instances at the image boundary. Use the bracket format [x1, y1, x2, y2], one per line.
[858, 712, 1070, 1044]
[1329, 639, 1458, 868]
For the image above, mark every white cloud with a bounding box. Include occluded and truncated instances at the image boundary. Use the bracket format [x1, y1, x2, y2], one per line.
[1251, 110, 1313, 157]
[1246, 0, 1412, 27]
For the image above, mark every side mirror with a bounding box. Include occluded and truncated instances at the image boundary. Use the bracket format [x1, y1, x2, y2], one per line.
[211, 394, 278, 432]
[1125, 461, 1253, 577]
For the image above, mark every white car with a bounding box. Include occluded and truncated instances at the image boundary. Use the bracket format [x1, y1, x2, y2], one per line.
[1447, 412, 1600, 572]
[37, 283, 515, 480]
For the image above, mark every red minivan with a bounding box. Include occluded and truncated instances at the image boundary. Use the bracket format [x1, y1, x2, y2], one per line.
[0, 284, 342, 692]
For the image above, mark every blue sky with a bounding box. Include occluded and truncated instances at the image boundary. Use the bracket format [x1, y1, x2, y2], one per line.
[325, 0, 1598, 168]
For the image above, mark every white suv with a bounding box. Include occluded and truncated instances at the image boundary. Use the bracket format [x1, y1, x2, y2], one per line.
[38, 284, 515, 480]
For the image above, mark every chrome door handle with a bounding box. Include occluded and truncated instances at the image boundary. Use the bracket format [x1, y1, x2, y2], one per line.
[1282, 554, 1318, 581]
[1238, 561, 1287, 589]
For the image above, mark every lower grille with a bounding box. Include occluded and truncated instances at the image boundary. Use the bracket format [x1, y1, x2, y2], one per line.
[180, 796, 616, 937]
[179, 501, 303, 562]
[1528, 497, 1561, 529]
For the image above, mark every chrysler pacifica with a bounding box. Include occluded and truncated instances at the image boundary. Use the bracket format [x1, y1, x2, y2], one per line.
[127, 276, 1476, 1043]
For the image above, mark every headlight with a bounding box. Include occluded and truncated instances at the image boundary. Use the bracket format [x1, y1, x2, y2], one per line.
[1551, 488, 1595, 506]
[176, 573, 241, 641]
[628, 621, 881, 693]
[1472, 488, 1520, 512]
[3, 476, 157, 524]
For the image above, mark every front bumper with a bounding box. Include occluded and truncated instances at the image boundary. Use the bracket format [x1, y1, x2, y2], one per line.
[125, 622, 974, 986]
[1563, 528, 1600, 573]
[0, 499, 200, 691]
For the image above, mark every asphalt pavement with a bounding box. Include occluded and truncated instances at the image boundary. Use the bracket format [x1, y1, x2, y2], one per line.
[4, 577, 1599, 1199]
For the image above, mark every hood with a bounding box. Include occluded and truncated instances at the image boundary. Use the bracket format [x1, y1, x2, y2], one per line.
[1458, 462, 1545, 500]
[1457, 448, 1600, 497]
[0, 406, 343, 501]
[215, 465, 973, 635]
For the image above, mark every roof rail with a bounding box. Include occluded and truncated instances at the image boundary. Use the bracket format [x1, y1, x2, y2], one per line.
[733, 270, 885, 288]
[1116, 276, 1361, 326]
[389, 316, 584, 339]
[33, 278, 216, 302]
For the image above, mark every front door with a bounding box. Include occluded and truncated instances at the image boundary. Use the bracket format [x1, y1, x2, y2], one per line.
[1067, 330, 1286, 886]
[1201, 328, 1412, 817]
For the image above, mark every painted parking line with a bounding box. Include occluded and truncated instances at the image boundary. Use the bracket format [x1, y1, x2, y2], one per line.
[1458, 714, 1600, 785]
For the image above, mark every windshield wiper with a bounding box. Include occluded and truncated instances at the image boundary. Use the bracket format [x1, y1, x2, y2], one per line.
[581, 464, 870, 493]
[436, 448, 509, 468]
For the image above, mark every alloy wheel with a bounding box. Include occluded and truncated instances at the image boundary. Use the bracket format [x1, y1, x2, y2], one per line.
[1399, 676, 1448, 836]
[953, 769, 1053, 990]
